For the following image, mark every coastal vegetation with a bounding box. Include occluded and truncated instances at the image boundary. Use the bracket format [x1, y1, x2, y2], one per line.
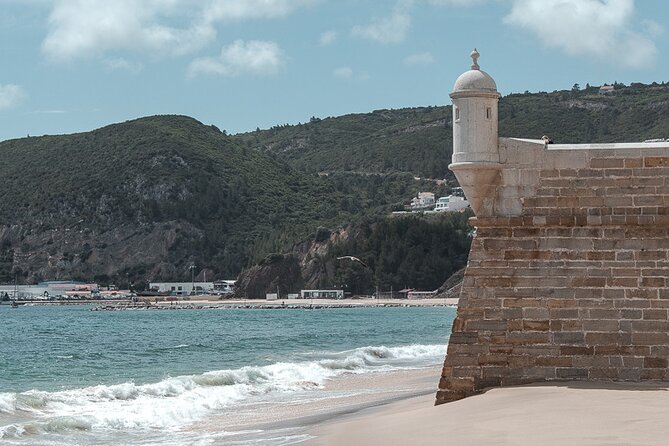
[0, 115, 450, 287]
[325, 212, 473, 294]
[1, 81, 668, 290]
[235, 81, 669, 178]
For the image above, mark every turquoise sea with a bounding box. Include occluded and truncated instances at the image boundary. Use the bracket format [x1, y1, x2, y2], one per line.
[0, 304, 455, 445]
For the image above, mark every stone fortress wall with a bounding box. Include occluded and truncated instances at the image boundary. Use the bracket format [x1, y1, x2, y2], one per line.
[437, 50, 669, 404]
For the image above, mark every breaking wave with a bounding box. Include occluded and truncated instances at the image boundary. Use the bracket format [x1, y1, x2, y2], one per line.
[0, 343, 445, 439]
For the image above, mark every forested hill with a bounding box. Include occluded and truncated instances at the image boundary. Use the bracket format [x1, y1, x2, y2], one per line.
[0, 115, 445, 286]
[1, 81, 669, 289]
[234, 82, 669, 178]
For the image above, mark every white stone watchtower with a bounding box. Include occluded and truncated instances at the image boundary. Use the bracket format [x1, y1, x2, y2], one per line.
[449, 49, 501, 216]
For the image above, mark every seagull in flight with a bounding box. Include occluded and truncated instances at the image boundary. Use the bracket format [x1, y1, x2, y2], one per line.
[336, 256, 368, 268]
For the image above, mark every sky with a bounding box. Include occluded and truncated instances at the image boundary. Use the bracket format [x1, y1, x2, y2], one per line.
[0, 0, 668, 142]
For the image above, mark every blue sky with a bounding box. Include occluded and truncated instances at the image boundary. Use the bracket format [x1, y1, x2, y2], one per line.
[0, 0, 667, 141]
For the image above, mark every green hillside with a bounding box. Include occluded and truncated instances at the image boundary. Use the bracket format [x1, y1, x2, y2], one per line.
[235, 107, 452, 179]
[326, 211, 474, 294]
[2, 81, 669, 288]
[235, 82, 669, 178]
[0, 116, 445, 285]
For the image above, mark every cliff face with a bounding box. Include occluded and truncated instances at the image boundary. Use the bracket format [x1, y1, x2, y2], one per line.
[0, 115, 377, 287]
[0, 221, 200, 285]
[235, 228, 351, 298]
[297, 228, 350, 289]
[234, 254, 303, 298]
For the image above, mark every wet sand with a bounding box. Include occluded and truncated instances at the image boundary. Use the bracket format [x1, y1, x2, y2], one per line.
[190, 367, 443, 444]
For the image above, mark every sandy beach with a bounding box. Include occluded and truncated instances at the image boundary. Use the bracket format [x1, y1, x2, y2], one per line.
[303, 380, 669, 446]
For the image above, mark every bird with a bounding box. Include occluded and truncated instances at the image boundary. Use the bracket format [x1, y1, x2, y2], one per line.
[336, 256, 368, 268]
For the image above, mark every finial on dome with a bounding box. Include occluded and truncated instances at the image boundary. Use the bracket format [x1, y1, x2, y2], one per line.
[470, 48, 480, 70]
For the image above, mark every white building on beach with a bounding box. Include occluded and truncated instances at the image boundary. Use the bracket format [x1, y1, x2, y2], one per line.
[300, 289, 345, 299]
[149, 282, 214, 295]
[0, 281, 99, 300]
[149, 280, 236, 296]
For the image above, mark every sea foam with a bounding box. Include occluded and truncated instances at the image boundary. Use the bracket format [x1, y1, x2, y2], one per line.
[0, 343, 445, 439]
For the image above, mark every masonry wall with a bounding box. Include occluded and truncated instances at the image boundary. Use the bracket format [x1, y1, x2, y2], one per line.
[437, 144, 669, 404]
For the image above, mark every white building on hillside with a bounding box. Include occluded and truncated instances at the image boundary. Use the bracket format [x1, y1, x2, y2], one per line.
[434, 195, 470, 212]
[410, 192, 435, 210]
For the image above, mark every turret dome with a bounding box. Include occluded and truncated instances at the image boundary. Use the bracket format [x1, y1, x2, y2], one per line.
[452, 49, 497, 94]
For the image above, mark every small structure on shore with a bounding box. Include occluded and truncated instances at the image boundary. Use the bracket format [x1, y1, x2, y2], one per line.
[0, 281, 100, 300]
[300, 289, 344, 299]
[148, 280, 236, 296]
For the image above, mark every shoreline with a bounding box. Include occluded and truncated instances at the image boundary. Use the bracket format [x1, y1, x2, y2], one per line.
[5, 297, 458, 310]
[190, 366, 444, 444]
[88, 297, 459, 311]
[302, 381, 669, 446]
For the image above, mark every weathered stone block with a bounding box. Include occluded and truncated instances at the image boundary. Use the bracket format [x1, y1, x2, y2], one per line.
[553, 331, 585, 344]
[591, 158, 624, 168]
[585, 332, 629, 345]
[643, 357, 668, 368]
[642, 309, 668, 320]
[448, 332, 479, 345]
[536, 356, 573, 367]
[631, 332, 669, 345]
[466, 320, 508, 331]
[582, 319, 620, 332]
[523, 320, 550, 331]
[556, 368, 588, 379]
[589, 368, 619, 379]
[644, 157, 669, 167]
[640, 369, 666, 380]
[506, 332, 550, 345]
[618, 368, 642, 381]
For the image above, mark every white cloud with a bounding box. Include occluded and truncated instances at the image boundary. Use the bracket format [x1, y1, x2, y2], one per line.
[29, 109, 66, 115]
[320, 30, 338, 46]
[504, 0, 657, 69]
[423, 0, 486, 5]
[404, 52, 435, 65]
[0, 84, 26, 110]
[643, 19, 664, 38]
[42, 0, 214, 60]
[352, 9, 411, 44]
[40, 0, 314, 62]
[333, 67, 369, 81]
[103, 57, 143, 73]
[333, 67, 353, 79]
[188, 40, 285, 77]
[203, 0, 315, 22]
